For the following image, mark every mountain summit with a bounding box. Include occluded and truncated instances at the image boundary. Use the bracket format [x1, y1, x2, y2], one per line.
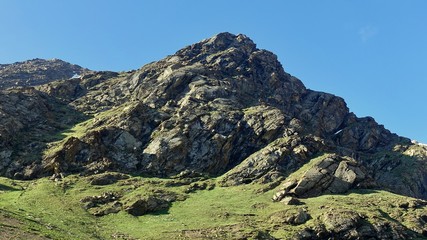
[0, 58, 90, 89]
[1, 33, 427, 239]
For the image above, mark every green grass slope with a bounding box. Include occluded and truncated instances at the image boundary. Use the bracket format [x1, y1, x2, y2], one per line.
[1, 172, 426, 239]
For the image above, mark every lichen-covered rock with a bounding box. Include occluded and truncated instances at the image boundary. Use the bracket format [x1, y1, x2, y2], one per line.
[220, 135, 328, 186]
[322, 210, 365, 234]
[280, 196, 302, 205]
[299, 91, 349, 136]
[269, 208, 310, 225]
[88, 172, 129, 185]
[334, 115, 398, 151]
[0, 58, 90, 89]
[367, 144, 427, 200]
[0, 88, 88, 178]
[124, 195, 169, 216]
[80, 192, 122, 210]
[274, 154, 367, 198]
[295, 209, 416, 240]
[91, 201, 123, 217]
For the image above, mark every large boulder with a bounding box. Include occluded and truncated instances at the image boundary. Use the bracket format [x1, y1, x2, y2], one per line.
[274, 154, 368, 199]
[269, 208, 310, 226]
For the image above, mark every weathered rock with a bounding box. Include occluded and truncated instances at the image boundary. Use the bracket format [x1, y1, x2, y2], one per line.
[293, 208, 310, 225]
[276, 154, 367, 198]
[299, 91, 349, 136]
[124, 195, 169, 216]
[0, 88, 88, 178]
[221, 135, 328, 186]
[366, 144, 427, 200]
[0, 58, 90, 89]
[88, 172, 129, 185]
[335, 115, 398, 151]
[293, 208, 417, 240]
[322, 210, 365, 234]
[280, 196, 302, 205]
[270, 208, 310, 226]
[80, 189, 183, 217]
[272, 190, 288, 202]
[80, 192, 121, 210]
[122, 189, 185, 217]
[282, 180, 298, 191]
[91, 201, 123, 217]
[272, 180, 299, 202]
[294, 210, 376, 240]
[184, 181, 216, 193]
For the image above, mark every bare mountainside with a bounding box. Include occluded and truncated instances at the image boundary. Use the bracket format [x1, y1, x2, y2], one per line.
[0, 58, 90, 89]
[0, 33, 426, 239]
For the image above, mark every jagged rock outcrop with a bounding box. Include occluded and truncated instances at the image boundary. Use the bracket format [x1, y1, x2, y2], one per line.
[366, 143, 427, 199]
[0, 32, 426, 201]
[294, 209, 415, 240]
[0, 88, 87, 178]
[220, 135, 329, 186]
[88, 172, 129, 185]
[273, 154, 369, 200]
[0, 58, 90, 89]
[269, 208, 310, 226]
[42, 33, 310, 178]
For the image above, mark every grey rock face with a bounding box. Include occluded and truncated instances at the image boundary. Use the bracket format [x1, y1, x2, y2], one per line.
[298, 91, 349, 136]
[271, 154, 369, 199]
[124, 195, 169, 216]
[295, 209, 414, 240]
[0, 88, 88, 178]
[269, 208, 310, 225]
[279, 196, 302, 205]
[0, 58, 90, 89]
[220, 135, 329, 186]
[88, 172, 129, 185]
[292, 155, 367, 198]
[42, 33, 311, 179]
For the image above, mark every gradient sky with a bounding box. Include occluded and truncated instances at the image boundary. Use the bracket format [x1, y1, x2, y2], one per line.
[1, 1, 426, 143]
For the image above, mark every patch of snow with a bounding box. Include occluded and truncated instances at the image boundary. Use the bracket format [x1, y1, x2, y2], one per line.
[71, 73, 81, 79]
[411, 140, 427, 147]
[334, 129, 343, 135]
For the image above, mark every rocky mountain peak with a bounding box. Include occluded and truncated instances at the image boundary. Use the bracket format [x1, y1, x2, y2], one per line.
[175, 32, 257, 60]
[0, 58, 91, 89]
[122, 32, 307, 120]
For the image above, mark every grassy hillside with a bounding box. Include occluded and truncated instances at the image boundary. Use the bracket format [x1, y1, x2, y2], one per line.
[1, 172, 426, 239]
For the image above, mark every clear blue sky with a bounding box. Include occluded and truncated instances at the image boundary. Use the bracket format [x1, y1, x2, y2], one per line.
[1, 1, 426, 143]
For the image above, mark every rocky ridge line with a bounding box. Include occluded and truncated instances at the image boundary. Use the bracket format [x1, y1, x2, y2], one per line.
[0, 58, 90, 89]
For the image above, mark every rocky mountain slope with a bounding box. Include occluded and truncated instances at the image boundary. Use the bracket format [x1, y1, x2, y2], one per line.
[0, 58, 90, 89]
[0, 33, 426, 239]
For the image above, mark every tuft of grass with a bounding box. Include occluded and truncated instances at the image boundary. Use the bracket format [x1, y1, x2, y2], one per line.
[42, 118, 94, 158]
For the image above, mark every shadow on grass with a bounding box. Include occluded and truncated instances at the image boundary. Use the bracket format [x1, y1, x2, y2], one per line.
[345, 189, 380, 195]
[0, 184, 20, 191]
[150, 208, 171, 216]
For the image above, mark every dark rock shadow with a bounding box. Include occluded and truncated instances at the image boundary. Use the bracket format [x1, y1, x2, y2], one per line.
[340, 146, 427, 200]
[1, 90, 90, 179]
[0, 183, 20, 191]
